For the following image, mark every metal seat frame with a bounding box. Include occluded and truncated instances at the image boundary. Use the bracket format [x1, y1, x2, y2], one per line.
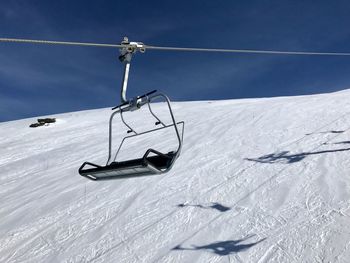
[79, 37, 184, 180]
[79, 91, 184, 180]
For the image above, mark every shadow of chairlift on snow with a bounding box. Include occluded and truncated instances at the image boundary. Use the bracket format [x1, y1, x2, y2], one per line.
[173, 235, 266, 256]
[245, 147, 350, 164]
[305, 130, 344, 136]
[325, 140, 350, 145]
[177, 202, 231, 212]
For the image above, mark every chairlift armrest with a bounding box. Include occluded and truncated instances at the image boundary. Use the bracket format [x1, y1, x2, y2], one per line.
[79, 162, 102, 173]
[143, 148, 173, 160]
[112, 101, 128, 110]
[139, 90, 157, 99]
[111, 90, 157, 111]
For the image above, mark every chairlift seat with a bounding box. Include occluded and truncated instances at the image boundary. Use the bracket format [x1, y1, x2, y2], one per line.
[79, 149, 176, 180]
[79, 91, 184, 181]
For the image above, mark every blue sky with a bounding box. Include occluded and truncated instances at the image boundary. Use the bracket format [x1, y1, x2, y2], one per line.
[1, 0, 350, 122]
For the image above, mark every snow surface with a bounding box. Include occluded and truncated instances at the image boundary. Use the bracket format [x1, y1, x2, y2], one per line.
[2, 90, 350, 262]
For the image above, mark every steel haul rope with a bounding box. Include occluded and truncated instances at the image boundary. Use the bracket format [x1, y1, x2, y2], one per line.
[1, 37, 350, 56]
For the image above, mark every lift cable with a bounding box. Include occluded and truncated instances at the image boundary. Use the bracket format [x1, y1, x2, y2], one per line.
[1, 37, 350, 56]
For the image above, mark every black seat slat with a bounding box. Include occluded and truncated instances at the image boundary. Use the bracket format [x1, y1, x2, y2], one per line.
[79, 151, 175, 180]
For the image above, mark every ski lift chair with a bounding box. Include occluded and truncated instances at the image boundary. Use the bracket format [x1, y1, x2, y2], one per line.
[79, 37, 184, 180]
[79, 90, 184, 180]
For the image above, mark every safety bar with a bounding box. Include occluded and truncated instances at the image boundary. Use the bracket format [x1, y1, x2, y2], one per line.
[112, 90, 157, 110]
[106, 92, 183, 166]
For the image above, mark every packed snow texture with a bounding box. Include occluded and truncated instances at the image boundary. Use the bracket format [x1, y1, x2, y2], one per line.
[1, 90, 350, 262]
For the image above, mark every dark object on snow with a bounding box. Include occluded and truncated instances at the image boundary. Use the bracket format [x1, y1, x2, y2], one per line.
[38, 118, 56, 124]
[29, 117, 56, 128]
[29, 122, 45, 128]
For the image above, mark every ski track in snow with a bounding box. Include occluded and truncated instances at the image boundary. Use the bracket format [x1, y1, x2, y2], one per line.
[1, 91, 350, 262]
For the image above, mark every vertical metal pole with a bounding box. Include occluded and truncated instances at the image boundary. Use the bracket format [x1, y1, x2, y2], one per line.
[120, 62, 130, 104]
[107, 109, 121, 165]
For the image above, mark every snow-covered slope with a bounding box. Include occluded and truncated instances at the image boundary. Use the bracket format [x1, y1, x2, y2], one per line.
[2, 90, 350, 262]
